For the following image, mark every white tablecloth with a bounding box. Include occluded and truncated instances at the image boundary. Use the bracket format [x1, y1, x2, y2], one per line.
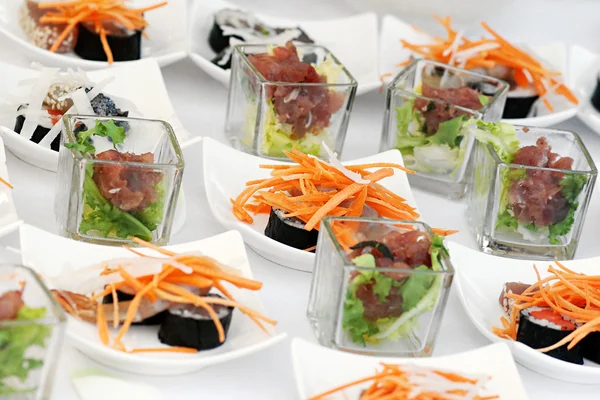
[2, 1, 600, 398]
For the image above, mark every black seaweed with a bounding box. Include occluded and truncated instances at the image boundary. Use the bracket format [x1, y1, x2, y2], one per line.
[14, 114, 60, 151]
[502, 95, 539, 119]
[264, 207, 318, 251]
[158, 294, 234, 351]
[581, 331, 600, 364]
[102, 290, 167, 326]
[517, 309, 583, 365]
[349, 241, 394, 260]
[75, 23, 142, 62]
[591, 76, 600, 113]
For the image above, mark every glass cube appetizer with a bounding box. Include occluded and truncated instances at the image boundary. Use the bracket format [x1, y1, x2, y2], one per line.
[381, 59, 509, 198]
[55, 115, 184, 246]
[225, 42, 357, 160]
[467, 126, 597, 260]
[307, 217, 454, 357]
[0, 264, 66, 399]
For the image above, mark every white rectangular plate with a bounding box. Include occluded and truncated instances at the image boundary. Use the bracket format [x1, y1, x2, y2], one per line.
[19, 224, 286, 376]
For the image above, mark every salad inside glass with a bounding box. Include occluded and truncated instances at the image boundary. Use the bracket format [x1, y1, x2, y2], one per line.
[242, 42, 348, 158]
[494, 136, 587, 245]
[342, 229, 448, 346]
[66, 119, 166, 242]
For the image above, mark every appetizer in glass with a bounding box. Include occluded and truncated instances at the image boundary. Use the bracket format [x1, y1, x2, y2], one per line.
[468, 126, 597, 260]
[381, 59, 509, 198]
[225, 42, 357, 160]
[308, 218, 454, 357]
[0, 265, 65, 399]
[55, 115, 184, 246]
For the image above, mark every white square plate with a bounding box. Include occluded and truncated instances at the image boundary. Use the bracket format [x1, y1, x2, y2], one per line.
[202, 137, 419, 272]
[379, 15, 582, 127]
[0, 58, 201, 172]
[0, 0, 187, 69]
[292, 338, 529, 399]
[0, 136, 22, 238]
[19, 224, 287, 376]
[188, 0, 380, 95]
[450, 241, 600, 384]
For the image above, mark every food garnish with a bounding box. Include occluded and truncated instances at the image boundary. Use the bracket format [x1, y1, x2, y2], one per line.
[51, 238, 275, 353]
[307, 363, 497, 400]
[37, 0, 167, 63]
[399, 16, 577, 112]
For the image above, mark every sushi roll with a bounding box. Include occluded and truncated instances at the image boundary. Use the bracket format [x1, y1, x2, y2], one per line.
[502, 87, 539, 119]
[74, 21, 142, 62]
[264, 207, 318, 251]
[158, 294, 234, 351]
[102, 290, 167, 326]
[516, 307, 584, 365]
[498, 282, 536, 315]
[591, 74, 600, 113]
[581, 331, 600, 364]
[19, 0, 78, 53]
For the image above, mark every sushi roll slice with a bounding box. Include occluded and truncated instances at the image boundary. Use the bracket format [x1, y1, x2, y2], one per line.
[591, 74, 600, 113]
[102, 290, 167, 326]
[264, 207, 318, 251]
[516, 307, 584, 365]
[19, 0, 78, 53]
[158, 294, 234, 351]
[502, 87, 539, 119]
[581, 331, 600, 364]
[498, 282, 536, 315]
[74, 21, 142, 62]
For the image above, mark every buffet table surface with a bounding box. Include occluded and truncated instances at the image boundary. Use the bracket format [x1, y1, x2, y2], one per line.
[1, 1, 600, 398]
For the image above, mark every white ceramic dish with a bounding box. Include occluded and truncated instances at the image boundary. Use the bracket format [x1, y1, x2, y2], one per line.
[202, 137, 419, 272]
[188, 0, 380, 95]
[0, 58, 201, 172]
[0, 0, 187, 69]
[573, 46, 600, 136]
[0, 137, 22, 238]
[292, 338, 529, 400]
[450, 241, 600, 384]
[19, 224, 286, 376]
[379, 15, 582, 127]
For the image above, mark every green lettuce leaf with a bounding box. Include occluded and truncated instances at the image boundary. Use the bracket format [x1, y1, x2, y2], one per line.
[65, 120, 126, 155]
[496, 210, 518, 230]
[131, 182, 165, 232]
[473, 120, 520, 164]
[478, 94, 490, 106]
[398, 265, 435, 311]
[0, 307, 51, 395]
[428, 116, 466, 148]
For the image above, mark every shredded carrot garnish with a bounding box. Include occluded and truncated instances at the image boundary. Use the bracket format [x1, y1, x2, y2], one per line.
[38, 0, 167, 64]
[493, 261, 600, 353]
[129, 347, 198, 354]
[232, 147, 456, 249]
[396, 16, 578, 111]
[52, 239, 276, 354]
[308, 362, 496, 400]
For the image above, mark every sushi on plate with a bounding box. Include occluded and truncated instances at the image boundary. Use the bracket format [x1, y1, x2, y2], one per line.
[18, 0, 167, 63]
[3, 67, 130, 152]
[208, 8, 314, 70]
[396, 17, 579, 119]
[494, 263, 600, 365]
[50, 240, 275, 353]
[231, 143, 425, 252]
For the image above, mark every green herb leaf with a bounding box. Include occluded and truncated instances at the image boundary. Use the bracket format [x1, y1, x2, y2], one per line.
[66, 120, 127, 156]
[496, 210, 519, 230]
[549, 207, 576, 245]
[560, 174, 587, 205]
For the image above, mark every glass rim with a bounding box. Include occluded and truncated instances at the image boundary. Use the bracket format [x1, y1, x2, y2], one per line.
[389, 58, 510, 115]
[320, 216, 455, 275]
[0, 264, 67, 326]
[485, 126, 598, 175]
[62, 114, 185, 169]
[233, 43, 358, 87]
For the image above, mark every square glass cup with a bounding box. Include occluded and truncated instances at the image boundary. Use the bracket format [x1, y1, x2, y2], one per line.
[0, 265, 66, 400]
[381, 59, 509, 199]
[55, 115, 185, 246]
[225, 43, 357, 160]
[467, 126, 597, 260]
[307, 217, 454, 357]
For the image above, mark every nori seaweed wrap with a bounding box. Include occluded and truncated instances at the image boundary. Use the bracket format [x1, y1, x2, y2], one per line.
[264, 207, 318, 251]
[102, 290, 167, 326]
[516, 307, 583, 365]
[158, 293, 234, 351]
[581, 331, 600, 364]
[591, 75, 600, 113]
[75, 21, 142, 62]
